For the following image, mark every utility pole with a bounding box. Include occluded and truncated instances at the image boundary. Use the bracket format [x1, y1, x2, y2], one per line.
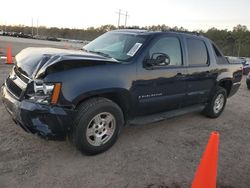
[125, 11, 128, 27]
[238, 40, 241, 57]
[36, 18, 39, 36]
[117, 9, 121, 28]
[31, 18, 34, 36]
[116, 9, 129, 28]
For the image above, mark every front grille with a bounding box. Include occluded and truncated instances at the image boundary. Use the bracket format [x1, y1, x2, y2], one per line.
[6, 77, 23, 98]
[14, 67, 29, 83]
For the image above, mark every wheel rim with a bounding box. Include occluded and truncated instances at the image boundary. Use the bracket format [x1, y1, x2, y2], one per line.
[213, 93, 225, 114]
[86, 112, 116, 146]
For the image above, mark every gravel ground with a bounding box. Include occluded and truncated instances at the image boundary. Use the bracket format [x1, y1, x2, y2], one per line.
[0, 64, 249, 188]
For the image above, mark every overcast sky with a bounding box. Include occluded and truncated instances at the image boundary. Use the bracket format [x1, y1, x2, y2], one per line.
[1, 0, 250, 31]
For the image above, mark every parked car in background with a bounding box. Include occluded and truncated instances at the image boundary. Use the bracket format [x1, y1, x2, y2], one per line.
[47, 36, 61, 42]
[15, 32, 33, 38]
[2, 31, 9, 36]
[239, 57, 250, 75]
[0, 30, 3, 35]
[33, 35, 47, 40]
[246, 72, 250, 89]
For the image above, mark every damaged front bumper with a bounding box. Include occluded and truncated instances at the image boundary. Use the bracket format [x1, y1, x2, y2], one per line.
[1, 84, 75, 140]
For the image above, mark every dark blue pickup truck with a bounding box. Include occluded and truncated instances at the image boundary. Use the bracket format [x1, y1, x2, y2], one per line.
[1, 30, 242, 154]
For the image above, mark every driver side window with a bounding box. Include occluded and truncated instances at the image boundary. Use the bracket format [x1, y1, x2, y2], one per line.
[149, 37, 182, 66]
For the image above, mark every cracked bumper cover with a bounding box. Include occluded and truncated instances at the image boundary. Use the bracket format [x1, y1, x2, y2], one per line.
[1, 85, 75, 140]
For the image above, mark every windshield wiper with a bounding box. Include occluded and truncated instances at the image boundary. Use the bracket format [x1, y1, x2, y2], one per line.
[88, 50, 112, 58]
[82, 49, 118, 62]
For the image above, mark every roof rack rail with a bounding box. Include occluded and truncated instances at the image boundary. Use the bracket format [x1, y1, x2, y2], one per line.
[115, 28, 202, 36]
[161, 29, 201, 36]
[116, 28, 149, 33]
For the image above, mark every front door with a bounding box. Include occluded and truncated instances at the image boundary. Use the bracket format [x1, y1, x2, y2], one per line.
[132, 34, 187, 116]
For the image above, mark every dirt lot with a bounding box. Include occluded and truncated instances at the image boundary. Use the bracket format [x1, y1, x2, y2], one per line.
[0, 36, 82, 56]
[0, 64, 249, 188]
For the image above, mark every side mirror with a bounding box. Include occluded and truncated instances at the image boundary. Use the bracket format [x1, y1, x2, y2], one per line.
[144, 53, 170, 68]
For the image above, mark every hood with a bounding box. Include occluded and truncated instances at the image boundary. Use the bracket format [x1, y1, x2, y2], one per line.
[15, 47, 118, 78]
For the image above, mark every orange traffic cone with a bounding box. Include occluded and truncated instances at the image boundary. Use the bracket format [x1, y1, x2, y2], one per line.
[6, 46, 13, 64]
[191, 131, 219, 188]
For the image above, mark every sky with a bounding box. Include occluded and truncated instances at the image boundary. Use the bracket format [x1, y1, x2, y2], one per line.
[0, 0, 250, 31]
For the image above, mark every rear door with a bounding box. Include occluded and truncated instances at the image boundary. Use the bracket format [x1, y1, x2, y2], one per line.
[184, 37, 216, 106]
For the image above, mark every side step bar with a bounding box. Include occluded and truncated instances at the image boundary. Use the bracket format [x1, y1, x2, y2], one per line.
[129, 104, 206, 125]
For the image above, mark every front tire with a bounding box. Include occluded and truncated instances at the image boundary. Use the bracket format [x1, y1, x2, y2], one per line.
[72, 97, 124, 155]
[203, 86, 227, 118]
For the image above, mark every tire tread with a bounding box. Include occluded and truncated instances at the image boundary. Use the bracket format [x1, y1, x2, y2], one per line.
[72, 97, 124, 155]
[203, 86, 227, 118]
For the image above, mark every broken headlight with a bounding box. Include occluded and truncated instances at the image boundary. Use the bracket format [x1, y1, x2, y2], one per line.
[28, 80, 61, 104]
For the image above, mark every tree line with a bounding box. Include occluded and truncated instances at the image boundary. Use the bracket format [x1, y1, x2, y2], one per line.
[1, 24, 250, 57]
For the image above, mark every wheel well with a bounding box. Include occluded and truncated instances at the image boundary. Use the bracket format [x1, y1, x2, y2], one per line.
[76, 93, 130, 122]
[219, 80, 232, 96]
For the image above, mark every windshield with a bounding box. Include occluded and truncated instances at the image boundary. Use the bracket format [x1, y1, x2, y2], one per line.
[83, 32, 146, 61]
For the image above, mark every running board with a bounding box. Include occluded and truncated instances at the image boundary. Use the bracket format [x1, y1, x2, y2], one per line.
[129, 104, 205, 125]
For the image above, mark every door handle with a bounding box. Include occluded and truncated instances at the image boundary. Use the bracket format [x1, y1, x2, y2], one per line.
[176, 72, 185, 79]
[177, 72, 183, 76]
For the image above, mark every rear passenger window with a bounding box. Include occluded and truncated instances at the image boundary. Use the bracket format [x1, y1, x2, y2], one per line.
[212, 44, 222, 57]
[212, 44, 228, 64]
[187, 38, 208, 66]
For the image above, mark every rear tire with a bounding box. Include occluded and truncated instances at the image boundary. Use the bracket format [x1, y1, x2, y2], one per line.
[72, 97, 124, 155]
[203, 86, 227, 118]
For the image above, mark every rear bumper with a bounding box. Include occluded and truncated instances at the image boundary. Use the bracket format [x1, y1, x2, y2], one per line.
[1, 84, 76, 140]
